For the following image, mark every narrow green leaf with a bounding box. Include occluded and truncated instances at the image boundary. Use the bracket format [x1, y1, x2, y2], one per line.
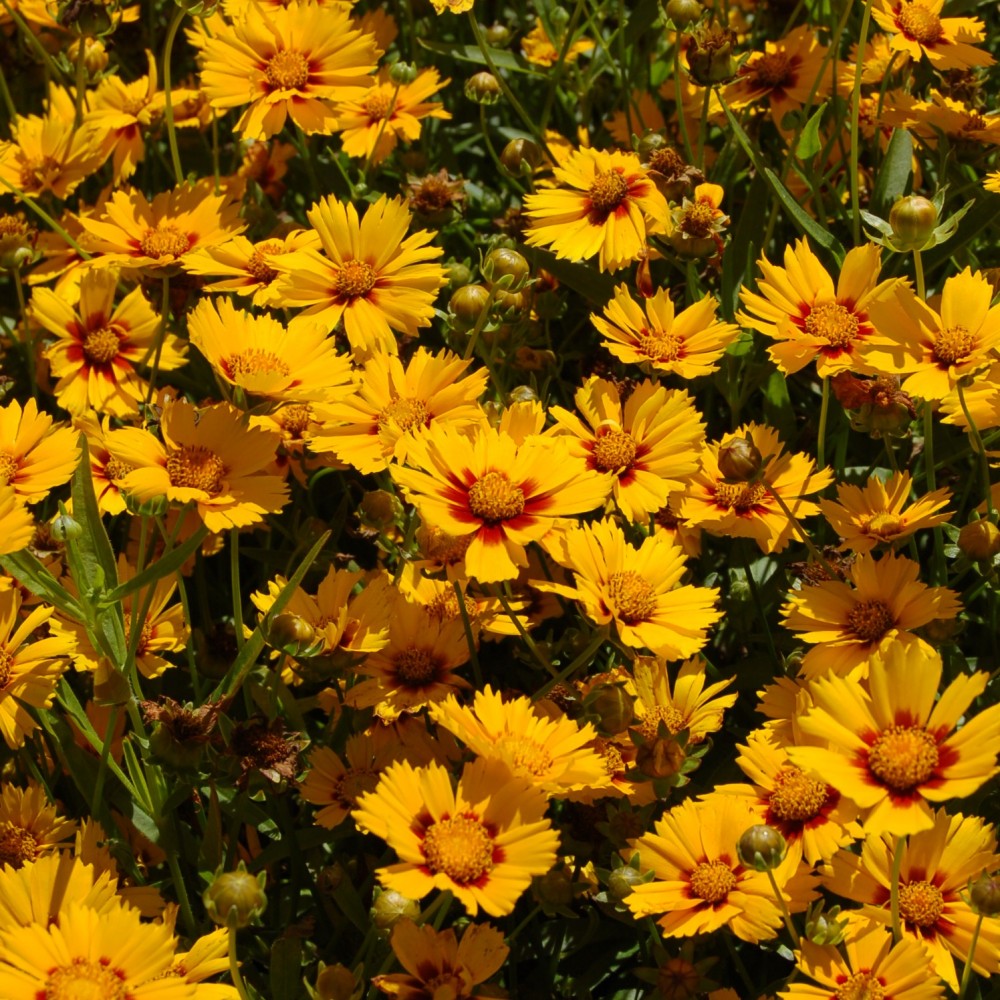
[721, 172, 768, 320]
[0, 550, 82, 619]
[270, 938, 303, 1000]
[103, 525, 210, 603]
[871, 128, 912, 213]
[416, 39, 542, 76]
[70, 436, 120, 596]
[795, 101, 828, 160]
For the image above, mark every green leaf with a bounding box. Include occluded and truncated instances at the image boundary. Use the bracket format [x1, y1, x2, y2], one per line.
[416, 39, 542, 76]
[795, 101, 828, 161]
[721, 101, 845, 265]
[102, 524, 210, 603]
[871, 128, 912, 214]
[69, 436, 120, 596]
[270, 938, 303, 1000]
[721, 172, 768, 320]
[211, 530, 331, 701]
[0, 550, 82, 619]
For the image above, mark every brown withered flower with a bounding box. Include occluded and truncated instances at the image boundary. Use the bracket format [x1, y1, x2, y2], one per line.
[831, 372, 916, 438]
[405, 169, 466, 225]
[142, 697, 225, 770]
[229, 718, 308, 789]
[787, 547, 854, 585]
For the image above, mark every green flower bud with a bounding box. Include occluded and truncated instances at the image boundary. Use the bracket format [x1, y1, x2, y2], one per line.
[889, 195, 938, 250]
[483, 247, 530, 288]
[203, 862, 268, 928]
[484, 22, 512, 47]
[357, 490, 402, 532]
[267, 613, 317, 655]
[464, 71, 502, 105]
[446, 261, 473, 288]
[500, 138, 544, 177]
[389, 61, 418, 86]
[315, 964, 360, 1000]
[666, 0, 704, 28]
[370, 888, 420, 931]
[804, 902, 848, 945]
[449, 283, 492, 329]
[958, 519, 1000, 560]
[532, 864, 575, 908]
[969, 871, 1000, 916]
[148, 721, 204, 771]
[737, 824, 787, 871]
[50, 515, 83, 542]
[508, 384, 539, 405]
[635, 735, 685, 779]
[685, 24, 735, 86]
[585, 683, 636, 735]
[606, 864, 644, 900]
[717, 435, 763, 482]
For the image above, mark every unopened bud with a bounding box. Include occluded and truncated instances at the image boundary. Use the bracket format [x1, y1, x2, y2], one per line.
[484, 247, 530, 287]
[970, 871, 1000, 916]
[268, 613, 316, 653]
[371, 888, 420, 931]
[500, 138, 543, 177]
[635, 735, 685, 779]
[685, 24, 735, 86]
[389, 61, 418, 86]
[484, 22, 512, 47]
[666, 0, 704, 28]
[358, 490, 401, 531]
[50, 514, 83, 542]
[203, 862, 268, 928]
[737, 824, 787, 871]
[532, 864, 574, 908]
[606, 864, 644, 900]
[465, 71, 502, 104]
[585, 683, 635, 735]
[449, 283, 491, 329]
[804, 902, 847, 945]
[69, 35, 108, 75]
[889, 195, 938, 251]
[315, 963, 359, 1000]
[958, 519, 1000, 560]
[507, 384, 539, 404]
[717, 435, 763, 481]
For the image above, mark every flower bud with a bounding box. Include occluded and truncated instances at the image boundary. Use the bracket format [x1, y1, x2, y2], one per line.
[532, 864, 575, 908]
[585, 683, 635, 735]
[958, 519, 1000, 560]
[69, 35, 108, 75]
[969, 871, 1000, 916]
[804, 902, 848, 945]
[717, 435, 763, 482]
[388, 61, 418, 86]
[635, 735, 685, 779]
[484, 247, 530, 288]
[62, 0, 113, 36]
[737, 824, 787, 871]
[149, 721, 205, 770]
[500, 137, 543, 177]
[889, 195, 938, 250]
[606, 863, 644, 900]
[685, 24, 735, 86]
[370, 888, 420, 931]
[203, 862, 268, 928]
[0, 214, 37, 272]
[464, 71, 502, 105]
[50, 514, 83, 543]
[267, 613, 317, 654]
[484, 22, 512, 47]
[449, 283, 492, 329]
[446, 261, 473, 288]
[357, 490, 402, 532]
[315, 964, 360, 1000]
[508, 384, 539, 404]
[666, 0, 703, 28]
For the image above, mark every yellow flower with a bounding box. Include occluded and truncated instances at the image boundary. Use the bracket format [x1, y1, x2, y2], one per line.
[523, 147, 671, 272]
[309, 348, 487, 474]
[680, 422, 832, 554]
[820, 471, 952, 552]
[0, 901, 194, 1000]
[79, 179, 245, 273]
[873, 0, 994, 70]
[196, 0, 379, 140]
[106, 398, 288, 533]
[353, 757, 559, 917]
[390, 422, 611, 583]
[883, 90, 1000, 147]
[789, 644, 1000, 836]
[548, 377, 705, 521]
[987, 170, 1000, 194]
[780, 551, 960, 678]
[0, 781, 77, 870]
[429, 686, 613, 798]
[0, 590, 74, 749]
[374, 920, 508, 999]
[34, 269, 186, 417]
[0, 398, 80, 504]
[738, 240, 907, 376]
[334, 68, 451, 165]
[188, 297, 353, 404]
[869, 268, 1000, 400]
[430, 0, 475, 12]
[780, 916, 944, 1000]
[541, 518, 721, 660]
[74, 414, 131, 516]
[0, 491, 34, 558]
[521, 18, 594, 67]
[273, 194, 446, 357]
[626, 794, 818, 942]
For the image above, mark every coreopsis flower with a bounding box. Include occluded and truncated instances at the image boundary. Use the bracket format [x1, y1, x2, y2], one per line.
[838, 32, 911, 88]
[196, 0, 379, 140]
[0, 901, 194, 999]
[310, 348, 487, 474]
[781, 551, 960, 678]
[780, 916, 944, 1000]
[679, 422, 833, 554]
[883, 90, 1000, 147]
[334, 68, 451, 165]
[187, 297, 353, 404]
[273, 194, 446, 356]
[669, 183, 728, 258]
[0, 781, 77, 870]
[548, 377, 705, 522]
[33, 269, 185, 417]
[0, 110, 106, 199]
[521, 17, 594, 66]
[0, 591, 74, 749]
[541, 519, 721, 660]
[824, 810, 1000, 990]
[717, 728, 861, 865]
[868, 268, 1000, 400]
[738, 240, 907, 377]
[429, 686, 613, 799]
[0, 491, 34, 558]
[722, 26, 833, 124]
[872, 0, 994, 70]
[105, 398, 288, 533]
[235, 138, 296, 200]
[78, 180, 244, 273]
[629, 656, 736, 747]
[184, 229, 320, 307]
[353, 757, 559, 917]
[523, 147, 671, 272]
[158, 922, 236, 996]
[397, 565, 505, 638]
[652, 497, 702, 558]
[390, 423, 612, 583]
[0, 398, 79, 504]
[373, 920, 508, 999]
[346, 599, 470, 721]
[820, 471, 952, 553]
[430, 0, 475, 12]
[986, 170, 1000, 194]
[788, 644, 1000, 836]
[625, 794, 818, 942]
[74, 414, 130, 516]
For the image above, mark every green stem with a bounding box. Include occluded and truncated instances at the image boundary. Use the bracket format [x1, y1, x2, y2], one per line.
[167, 849, 197, 937]
[493, 586, 551, 674]
[765, 867, 800, 947]
[672, 42, 695, 164]
[849, 0, 874, 246]
[958, 912, 984, 1000]
[765, 481, 837, 578]
[162, 5, 186, 183]
[0, 62, 16, 121]
[227, 915, 252, 1000]
[534, 628, 607, 701]
[695, 85, 711, 172]
[142, 277, 170, 410]
[88, 705, 121, 820]
[740, 541, 779, 667]
[452, 580, 482, 688]
[0, 177, 91, 256]
[817, 375, 830, 471]
[73, 34, 88, 129]
[913, 248, 926, 299]
[12, 268, 36, 400]
[539, 0, 585, 132]
[957, 379, 993, 517]
[890, 835, 905, 943]
[463, 286, 496, 361]
[231, 527, 245, 649]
